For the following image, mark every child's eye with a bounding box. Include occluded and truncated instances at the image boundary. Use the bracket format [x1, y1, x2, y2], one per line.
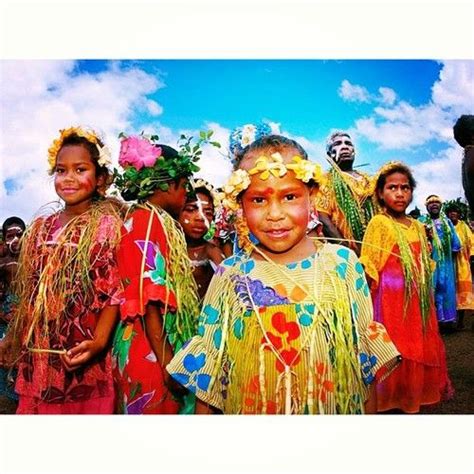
[252, 197, 265, 204]
[76, 167, 86, 173]
[284, 193, 297, 201]
[55, 168, 64, 174]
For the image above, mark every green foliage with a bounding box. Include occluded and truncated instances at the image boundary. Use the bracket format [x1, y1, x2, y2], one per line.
[443, 197, 471, 221]
[114, 130, 221, 202]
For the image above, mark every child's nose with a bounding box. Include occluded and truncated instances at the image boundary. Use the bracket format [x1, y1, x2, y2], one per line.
[267, 201, 284, 219]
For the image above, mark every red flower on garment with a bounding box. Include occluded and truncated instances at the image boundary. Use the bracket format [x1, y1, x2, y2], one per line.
[367, 321, 392, 342]
[314, 362, 334, 403]
[242, 374, 277, 414]
[261, 311, 301, 373]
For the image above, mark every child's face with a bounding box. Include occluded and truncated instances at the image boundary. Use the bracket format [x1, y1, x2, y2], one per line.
[54, 145, 103, 211]
[4, 225, 24, 255]
[447, 210, 459, 224]
[378, 172, 412, 217]
[179, 191, 214, 241]
[165, 178, 189, 218]
[240, 148, 312, 259]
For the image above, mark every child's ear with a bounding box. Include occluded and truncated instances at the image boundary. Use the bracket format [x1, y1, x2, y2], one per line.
[96, 173, 107, 196]
[309, 184, 319, 200]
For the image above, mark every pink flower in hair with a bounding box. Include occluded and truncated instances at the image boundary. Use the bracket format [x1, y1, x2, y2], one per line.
[118, 135, 161, 170]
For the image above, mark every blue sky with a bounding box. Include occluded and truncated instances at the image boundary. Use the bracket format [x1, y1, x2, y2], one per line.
[1, 59, 473, 222]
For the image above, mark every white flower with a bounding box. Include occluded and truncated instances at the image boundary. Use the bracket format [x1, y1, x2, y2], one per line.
[97, 144, 112, 167]
[240, 124, 256, 147]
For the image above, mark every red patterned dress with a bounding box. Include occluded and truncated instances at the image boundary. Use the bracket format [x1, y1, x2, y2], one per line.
[15, 209, 123, 414]
[112, 207, 194, 414]
[360, 215, 452, 413]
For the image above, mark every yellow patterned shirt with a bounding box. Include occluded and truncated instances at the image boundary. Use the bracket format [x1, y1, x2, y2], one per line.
[167, 243, 400, 414]
[315, 170, 377, 249]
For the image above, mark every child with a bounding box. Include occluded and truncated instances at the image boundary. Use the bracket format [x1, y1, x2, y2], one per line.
[421, 195, 461, 324]
[445, 202, 474, 329]
[167, 135, 400, 415]
[360, 162, 452, 413]
[0, 216, 25, 410]
[112, 134, 201, 414]
[0, 126, 123, 414]
[178, 179, 225, 299]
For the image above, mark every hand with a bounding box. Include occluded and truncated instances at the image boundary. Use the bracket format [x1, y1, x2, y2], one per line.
[60, 339, 105, 372]
[0, 335, 13, 367]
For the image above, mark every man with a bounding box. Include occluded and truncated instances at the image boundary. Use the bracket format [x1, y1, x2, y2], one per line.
[421, 195, 461, 325]
[0, 216, 26, 412]
[315, 131, 376, 255]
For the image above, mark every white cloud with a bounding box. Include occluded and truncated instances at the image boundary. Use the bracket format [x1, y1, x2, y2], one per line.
[411, 145, 465, 210]
[338, 79, 370, 103]
[432, 60, 474, 115]
[0, 60, 165, 222]
[350, 60, 473, 206]
[354, 60, 474, 150]
[378, 87, 396, 105]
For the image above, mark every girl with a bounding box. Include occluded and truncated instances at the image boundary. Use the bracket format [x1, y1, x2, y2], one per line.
[0, 126, 124, 414]
[178, 179, 225, 299]
[112, 134, 201, 414]
[360, 161, 452, 413]
[167, 135, 400, 415]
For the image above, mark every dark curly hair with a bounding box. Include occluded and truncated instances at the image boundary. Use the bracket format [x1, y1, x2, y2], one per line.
[453, 115, 474, 147]
[235, 134, 308, 167]
[375, 162, 417, 207]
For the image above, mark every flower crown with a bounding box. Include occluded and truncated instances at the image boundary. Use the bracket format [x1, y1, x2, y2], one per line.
[221, 152, 324, 212]
[228, 122, 274, 166]
[425, 195, 442, 206]
[370, 160, 408, 195]
[47, 126, 112, 174]
[114, 131, 219, 201]
[191, 178, 221, 209]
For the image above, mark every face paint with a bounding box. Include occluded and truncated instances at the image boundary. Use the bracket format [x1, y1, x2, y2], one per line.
[329, 135, 355, 164]
[196, 196, 211, 230]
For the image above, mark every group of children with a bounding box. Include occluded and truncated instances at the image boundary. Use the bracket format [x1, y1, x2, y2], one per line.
[0, 123, 471, 415]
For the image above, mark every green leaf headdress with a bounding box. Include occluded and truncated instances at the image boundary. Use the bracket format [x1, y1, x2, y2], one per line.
[114, 132, 217, 201]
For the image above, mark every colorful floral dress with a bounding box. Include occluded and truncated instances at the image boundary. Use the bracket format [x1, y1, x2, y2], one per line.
[360, 215, 452, 413]
[167, 243, 400, 414]
[453, 220, 474, 310]
[14, 206, 123, 414]
[419, 213, 461, 323]
[112, 206, 199, 414]
[314, 169, 377, 252]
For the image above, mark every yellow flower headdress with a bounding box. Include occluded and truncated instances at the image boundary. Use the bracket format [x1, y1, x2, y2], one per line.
[47, 126, 112, 174]
[221, 152, 324, 214]
[425, 194, 442, 206]
[191, 178, 221, 209]
[370, 160, 411, 196]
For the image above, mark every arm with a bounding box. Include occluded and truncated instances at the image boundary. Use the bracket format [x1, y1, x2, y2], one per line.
[61, 304, 119, 371]
[145, 302, 186, 395]
[206, 243, 225, 267]
[0, 331, 13, 367]
[364, 382, 377, 414]
[318, 212, 346, 245]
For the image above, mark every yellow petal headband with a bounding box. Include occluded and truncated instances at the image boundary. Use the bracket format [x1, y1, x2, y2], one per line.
[191, 178, 221, 209]
[47, 126, 112, 174]
[221, 153, 324, 213]
[425, 195, 442, 206]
